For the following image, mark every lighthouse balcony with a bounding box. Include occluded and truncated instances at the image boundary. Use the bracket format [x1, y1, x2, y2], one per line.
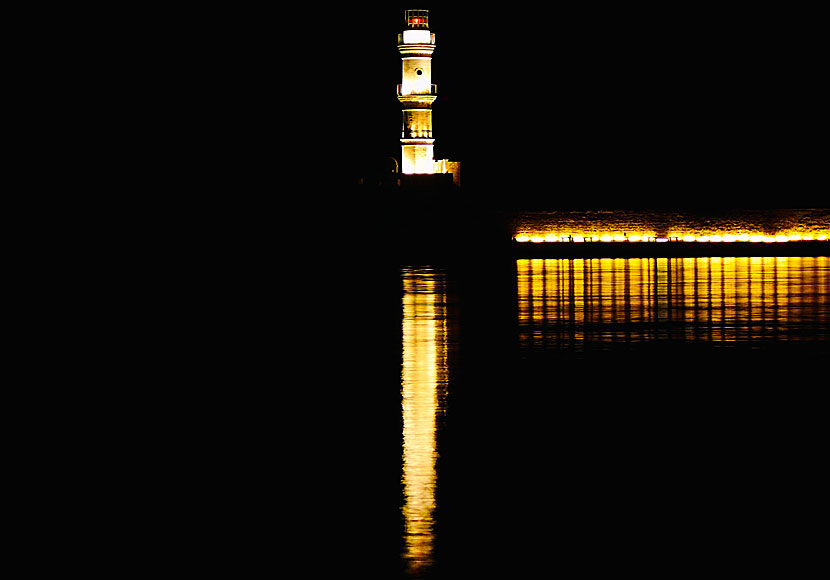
[398, 84, 438, 97]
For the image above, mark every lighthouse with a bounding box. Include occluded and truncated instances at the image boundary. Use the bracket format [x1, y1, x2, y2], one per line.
[397, 10, 460, 185]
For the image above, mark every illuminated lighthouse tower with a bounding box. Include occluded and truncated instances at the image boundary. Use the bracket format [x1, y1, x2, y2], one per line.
[397, 10, 459, 185]
[398, 10, 436, 174]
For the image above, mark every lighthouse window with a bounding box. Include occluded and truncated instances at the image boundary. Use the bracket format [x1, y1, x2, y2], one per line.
[416, 69, 423, 76]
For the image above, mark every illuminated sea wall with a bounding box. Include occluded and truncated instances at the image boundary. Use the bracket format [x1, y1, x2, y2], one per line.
[512, 209, 830, 243]
[510, 209, 830, 257]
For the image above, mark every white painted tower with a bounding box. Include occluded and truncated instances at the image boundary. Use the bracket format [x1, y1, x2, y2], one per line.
[397, 10, 438, 175]
[396, 10, 460, 186]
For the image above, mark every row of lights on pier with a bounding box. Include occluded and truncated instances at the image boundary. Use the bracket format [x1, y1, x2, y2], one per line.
[515, 233, 829, 243]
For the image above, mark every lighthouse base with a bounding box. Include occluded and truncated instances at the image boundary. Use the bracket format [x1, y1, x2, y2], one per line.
[401, 141, 435, 175]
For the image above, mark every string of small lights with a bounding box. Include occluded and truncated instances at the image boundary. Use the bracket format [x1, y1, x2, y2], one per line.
[515, 233, 829, 243]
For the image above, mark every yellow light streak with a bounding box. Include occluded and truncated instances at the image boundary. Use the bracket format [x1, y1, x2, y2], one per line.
[401, 269, 448, 577]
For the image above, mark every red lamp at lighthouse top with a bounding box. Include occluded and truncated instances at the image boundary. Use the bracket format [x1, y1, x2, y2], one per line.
[405, 9, 429, 29]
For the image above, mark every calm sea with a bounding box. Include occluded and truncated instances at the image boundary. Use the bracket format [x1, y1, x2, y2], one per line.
[389, 209, 829, 578]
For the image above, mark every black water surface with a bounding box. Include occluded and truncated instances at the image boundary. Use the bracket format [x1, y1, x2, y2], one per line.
[391, 255, 828, 579]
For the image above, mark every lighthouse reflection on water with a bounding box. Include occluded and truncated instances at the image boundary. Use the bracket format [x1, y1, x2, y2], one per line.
[401, 269, 450, 576]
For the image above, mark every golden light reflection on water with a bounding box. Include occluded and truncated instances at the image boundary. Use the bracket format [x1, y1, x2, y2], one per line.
[401, 268, 449, 576]
[518, 257, 830, 348]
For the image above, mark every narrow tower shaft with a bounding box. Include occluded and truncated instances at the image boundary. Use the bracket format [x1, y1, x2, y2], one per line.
[398, 10, 437, 174]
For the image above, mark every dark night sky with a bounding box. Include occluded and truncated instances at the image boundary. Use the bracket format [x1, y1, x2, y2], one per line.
[340, 5, 825, 208]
